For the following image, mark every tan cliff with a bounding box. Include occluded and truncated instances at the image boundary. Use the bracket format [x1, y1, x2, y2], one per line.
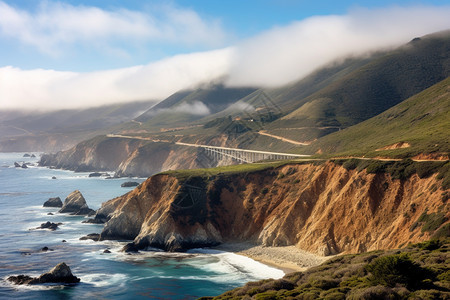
[95, 161, 449, 255]
[39, 136, 207, 177]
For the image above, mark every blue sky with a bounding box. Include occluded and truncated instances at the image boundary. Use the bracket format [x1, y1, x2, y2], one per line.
[1, 0, 449, 71]
[0, 0, 449, 109]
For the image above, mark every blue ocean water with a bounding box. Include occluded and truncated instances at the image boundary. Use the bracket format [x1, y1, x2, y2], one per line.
[0, 153, 283, 299]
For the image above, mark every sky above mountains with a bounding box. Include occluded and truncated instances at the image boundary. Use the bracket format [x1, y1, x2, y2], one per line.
[1, 0, 450, 110]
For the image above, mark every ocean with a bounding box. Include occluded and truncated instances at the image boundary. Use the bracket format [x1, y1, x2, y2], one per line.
[0, 153, 284, 299]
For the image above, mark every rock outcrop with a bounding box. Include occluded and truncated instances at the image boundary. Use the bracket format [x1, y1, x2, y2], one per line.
[7, 262, 80, 285]
[43, 197, 63, 207]
[121, 181, 140, 187]
[36, 221, 62, 230]
[79, 233, 100, 241]
[59, 190, 94, 215]
[95, 161, 449, 255]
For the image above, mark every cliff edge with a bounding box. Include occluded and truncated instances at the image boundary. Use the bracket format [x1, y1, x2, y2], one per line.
[96, 160, 449, 255]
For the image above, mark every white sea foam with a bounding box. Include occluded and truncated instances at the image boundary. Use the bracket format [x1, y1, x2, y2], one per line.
[189, 248, 285, 280]
[0, 276, 66, 291]
[80, 273, 128, 288]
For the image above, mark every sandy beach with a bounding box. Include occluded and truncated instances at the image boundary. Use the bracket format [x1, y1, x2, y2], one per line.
[213, 242, 330, 274]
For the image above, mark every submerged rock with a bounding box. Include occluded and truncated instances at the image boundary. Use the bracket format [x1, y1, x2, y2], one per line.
[88, 172, 102, 177]
[37, 221, 62, 231]
[59, 190, 94, 215]
[7, 262, 80, 285]
[121, 243, 139, 253]
[43, 197, 63, 208]
[40, 246, 53, 252]
[23, 154, 31, 157]
[121, 181, 140, 187]
[79, 233, 100, 241]
[82, 217, 105, 224]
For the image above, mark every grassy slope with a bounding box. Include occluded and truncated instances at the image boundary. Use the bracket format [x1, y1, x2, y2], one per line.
[276, 31, 450, 130]
[307, 77, 450, 158]
[201, 239, 450, 300]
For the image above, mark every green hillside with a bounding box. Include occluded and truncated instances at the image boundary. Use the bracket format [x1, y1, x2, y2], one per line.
[271, 31, 450, 133]
[307, 77, 450, 158]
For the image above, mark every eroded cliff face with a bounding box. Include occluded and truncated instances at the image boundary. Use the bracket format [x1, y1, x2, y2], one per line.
[39, 136, 204, 177]
[95, 162, 449, 255]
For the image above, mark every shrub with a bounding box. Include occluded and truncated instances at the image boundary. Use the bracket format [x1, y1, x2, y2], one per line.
[309, 278, 340, 289]
[366, 161, 390, 174]
[437, 270, 450, 282]
[346, 286, 398, 300]
[410, 289, 444, 300]
[420, 212, 447, 232]
[365, 253, 433, 289]
[254, 290, 278, 300]
[416, 162, 444, 179]
[260, 279, 296, 291]
[261, 187, 269, 195]
[343, 158, 360, 170]
[322, 291, 346, 300]
[417, 239, 443, 251]
[431, 223, 450, 239]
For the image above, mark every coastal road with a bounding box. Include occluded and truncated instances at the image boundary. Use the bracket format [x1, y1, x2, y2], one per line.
[106, 134, 311, 160]
[257, 130, 311, 146]
[106, 134, 447, 162]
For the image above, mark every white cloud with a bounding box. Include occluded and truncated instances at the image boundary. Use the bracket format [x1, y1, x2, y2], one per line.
[172, 101, 211, 116]
[0, 1, 226, 56]
[225, 5, 450, 87]
[0, 48, 233, 110]
[1, 5, 450, 110]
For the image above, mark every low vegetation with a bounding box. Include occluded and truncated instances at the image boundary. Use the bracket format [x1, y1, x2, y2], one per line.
[199, 239, 450, 299]
[308, 77, 450, 159]
[160, 160, 313, 181]
[333, 158, 450, 189]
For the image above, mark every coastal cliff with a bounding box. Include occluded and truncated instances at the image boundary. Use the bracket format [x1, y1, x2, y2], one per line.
[39, 135, 203, 177]
[95, 160, 450, 255]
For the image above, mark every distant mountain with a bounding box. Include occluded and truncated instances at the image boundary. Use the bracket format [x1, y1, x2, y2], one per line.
[0, 101, 154, 151]
[307, 76, 450, 158]
[278, 31, 450, 129]
[133, 85, 257, 128]
[198, 31, 450, 145]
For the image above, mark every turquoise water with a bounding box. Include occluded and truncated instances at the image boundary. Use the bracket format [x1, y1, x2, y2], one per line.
[0, 153, 283, 299]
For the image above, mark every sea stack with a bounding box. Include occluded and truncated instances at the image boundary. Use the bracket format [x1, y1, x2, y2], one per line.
[43, 197, 63, 207]
[59, 190, 94, 215]
[7, 262, 80, 285]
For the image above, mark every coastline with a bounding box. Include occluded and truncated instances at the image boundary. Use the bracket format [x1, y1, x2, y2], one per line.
[212, 242, 330, 274]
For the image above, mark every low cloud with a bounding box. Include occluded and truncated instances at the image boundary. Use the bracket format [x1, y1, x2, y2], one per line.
[1, 5, 450, 110]
[171, 101, 211, 116]
[225, 102, 256, 113]
[0, 48, 233, 110]
[226, 5, 450, 87]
